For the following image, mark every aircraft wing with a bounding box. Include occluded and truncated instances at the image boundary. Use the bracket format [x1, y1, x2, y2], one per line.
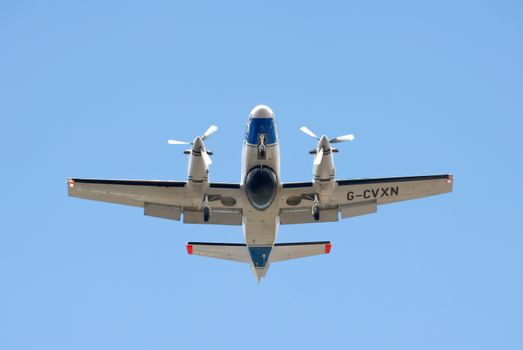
[278, 174, 453, 224]
[67, 178, 244, 225]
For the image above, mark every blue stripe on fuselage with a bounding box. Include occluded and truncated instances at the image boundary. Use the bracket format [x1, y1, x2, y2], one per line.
[245, 117, 278, 145]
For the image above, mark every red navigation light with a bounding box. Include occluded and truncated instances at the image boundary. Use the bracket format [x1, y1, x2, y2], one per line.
[186, 244, 193, 255]
[325, 243, 332, 254]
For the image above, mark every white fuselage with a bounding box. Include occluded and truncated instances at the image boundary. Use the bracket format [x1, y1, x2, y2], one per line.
[240, 105, 338, 279]
[240, 105, 281, 279]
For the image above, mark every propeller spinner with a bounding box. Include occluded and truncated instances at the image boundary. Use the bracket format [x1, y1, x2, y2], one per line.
[300, 126, 355, 165]
[168, 125, 218, 165]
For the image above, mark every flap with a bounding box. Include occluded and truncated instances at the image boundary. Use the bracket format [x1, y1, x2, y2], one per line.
[144, 203, 181, 221]
[340, 201, 377, 218]
[279, 207, 338, 225]
[183, 208, 243, 225]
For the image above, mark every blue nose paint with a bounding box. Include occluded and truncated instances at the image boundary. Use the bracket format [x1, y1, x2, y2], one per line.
[245, 118, 277, 145]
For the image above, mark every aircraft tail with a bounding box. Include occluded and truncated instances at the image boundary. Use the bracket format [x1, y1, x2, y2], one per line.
[186, 241, 331, 264]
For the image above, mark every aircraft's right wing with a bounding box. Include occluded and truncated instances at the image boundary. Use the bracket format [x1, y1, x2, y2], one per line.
[279, 174, 453, 224]
[67, 178, 245, 225]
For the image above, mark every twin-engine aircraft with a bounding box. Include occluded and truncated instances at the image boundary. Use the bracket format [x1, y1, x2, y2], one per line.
[68, 105, 453, 281]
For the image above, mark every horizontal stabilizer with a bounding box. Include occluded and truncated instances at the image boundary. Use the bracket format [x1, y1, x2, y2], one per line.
[271, 241, 331, 262]
[186, 241, 331, 264]
[187, 242, 250, 263]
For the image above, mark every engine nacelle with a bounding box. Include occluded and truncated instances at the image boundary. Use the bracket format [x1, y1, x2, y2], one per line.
[312, 148, 335, 181]
[187, 149, 209, 183]
[186, 137, 210, 192]
[312, 136, 336, 193]
[301, 127, 353, 195]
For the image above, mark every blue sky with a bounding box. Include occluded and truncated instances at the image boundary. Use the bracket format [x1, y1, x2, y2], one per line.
[1, 1, 522, 349]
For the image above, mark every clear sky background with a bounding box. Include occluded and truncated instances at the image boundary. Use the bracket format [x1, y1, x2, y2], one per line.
[1, 1, 522, 349]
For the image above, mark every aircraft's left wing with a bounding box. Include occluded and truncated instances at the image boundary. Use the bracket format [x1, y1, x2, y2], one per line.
[278, 174, 453, 224]
[67, 178, 244, 225]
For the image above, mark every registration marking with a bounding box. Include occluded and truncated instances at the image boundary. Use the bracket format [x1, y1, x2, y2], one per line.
[347, 186, 399, 201]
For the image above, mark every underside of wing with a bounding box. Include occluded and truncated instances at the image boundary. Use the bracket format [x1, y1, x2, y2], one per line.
[68, 178, 186, 207]
[67, 178, 244, 225]
[279, 174, 453, 223]
[336, 174, 453, 205]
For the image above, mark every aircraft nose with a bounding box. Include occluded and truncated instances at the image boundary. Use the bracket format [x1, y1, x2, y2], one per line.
[250, 105, 274, 119]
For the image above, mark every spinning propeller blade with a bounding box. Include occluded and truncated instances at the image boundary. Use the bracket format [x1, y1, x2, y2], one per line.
[202, 125, 218, 141]
[201, 150, 212, 165]
[168, 125, 219, 145]
[167, 139, 191, 145]
[313, 148, 323, 165]
[168, 125, 218, 165]
[301, 126, 355, 164]
[300, 126, 319, 140]
[330, 133, 355, 143]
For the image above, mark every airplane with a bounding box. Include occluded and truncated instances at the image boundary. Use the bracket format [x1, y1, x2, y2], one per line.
[68, 105, 453, 281]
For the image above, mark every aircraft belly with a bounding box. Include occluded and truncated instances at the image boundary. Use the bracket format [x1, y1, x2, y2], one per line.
[241, 144, 280, 183]
[241, 141, 280, 245]
[242, 205, 279, 245]
[240, 133, 281, 280]
[242, 205, 279, 281]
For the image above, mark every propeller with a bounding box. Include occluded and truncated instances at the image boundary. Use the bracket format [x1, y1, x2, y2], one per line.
[300, 126, 319, 140]
[314, 149, 323, 166]
[300, 126, 355, 166]
[168, 125, 218, 166]
[300, 126, 355, 144]
[167, 139, 190, 145]
[168, 125, 218, 145]
[201, 149, 212, 165]
[330, 133, 355, 143]
[201, 125, 218, 141]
